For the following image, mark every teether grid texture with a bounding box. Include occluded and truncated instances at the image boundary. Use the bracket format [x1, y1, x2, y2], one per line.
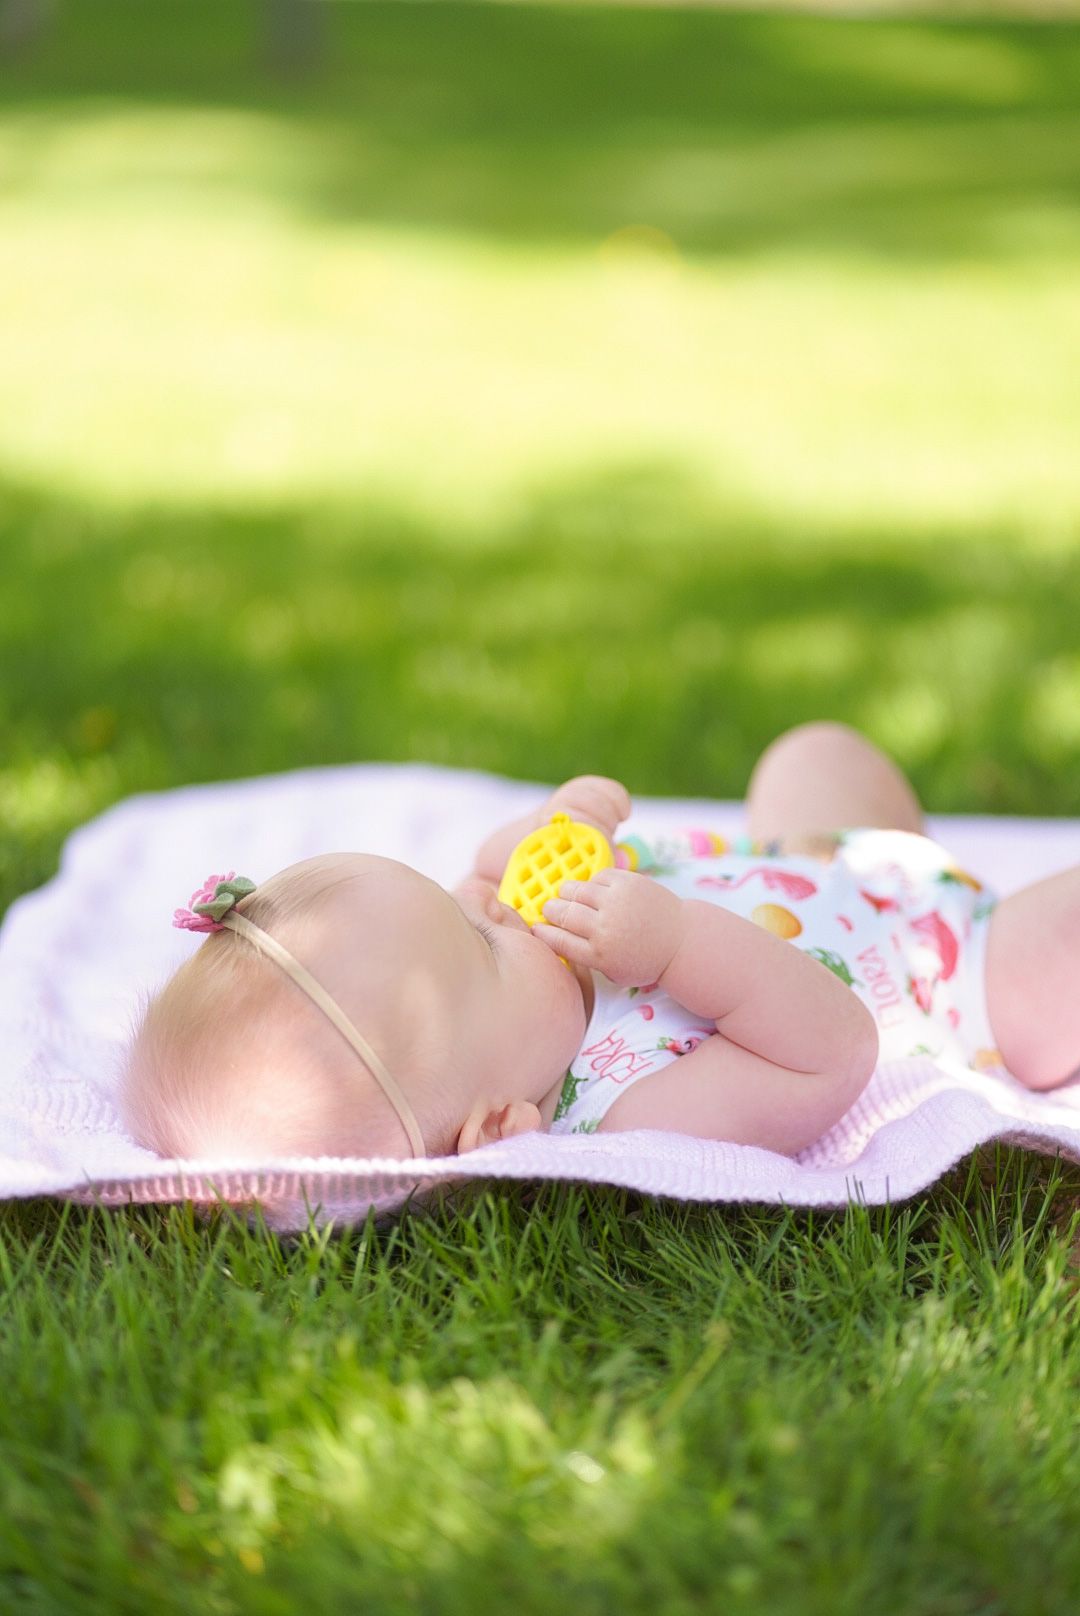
[498, 818, 612, 928]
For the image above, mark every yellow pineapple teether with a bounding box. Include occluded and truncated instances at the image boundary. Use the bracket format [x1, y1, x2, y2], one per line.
[498, 812, 614, 963]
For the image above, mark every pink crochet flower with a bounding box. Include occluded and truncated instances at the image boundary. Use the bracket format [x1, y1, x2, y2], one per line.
[173, 870, 245, 932]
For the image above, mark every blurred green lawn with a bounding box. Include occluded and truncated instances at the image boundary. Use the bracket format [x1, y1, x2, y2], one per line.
[3, 1, 1080, 908]
[5, 5, 1080, 1612]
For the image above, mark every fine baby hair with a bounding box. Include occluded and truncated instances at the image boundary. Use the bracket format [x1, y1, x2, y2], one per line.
[120, 812, 618, 1166]
[120, 856, 436, 1164]
[171, 870, 424, 1154]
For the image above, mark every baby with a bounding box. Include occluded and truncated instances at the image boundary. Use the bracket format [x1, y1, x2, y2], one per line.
[120, 721, 1079, 1163]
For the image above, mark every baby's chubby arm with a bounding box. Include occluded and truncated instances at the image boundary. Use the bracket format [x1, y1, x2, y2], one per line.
[536, 872, 878, 1136]
[460, 776, 632, 892]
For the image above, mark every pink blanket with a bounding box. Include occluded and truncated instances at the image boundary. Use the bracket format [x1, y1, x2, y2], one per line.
[2, 762, 1078, 1230]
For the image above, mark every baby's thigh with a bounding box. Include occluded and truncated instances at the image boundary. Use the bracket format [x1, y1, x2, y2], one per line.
[745, 721, 925, 845]
[984, 866, 1080, 1090]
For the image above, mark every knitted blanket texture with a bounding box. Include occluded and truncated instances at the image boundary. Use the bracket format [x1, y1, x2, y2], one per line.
[2, 762, 1078, 1230]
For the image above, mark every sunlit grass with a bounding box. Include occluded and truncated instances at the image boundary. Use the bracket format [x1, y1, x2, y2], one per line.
[1, 8, 1080, 538]
[4, 1153, 1080, 1613]
[0, 754, 120, 839]
[5, 5, 1080, 1608]
[2, 186, 1079, 537]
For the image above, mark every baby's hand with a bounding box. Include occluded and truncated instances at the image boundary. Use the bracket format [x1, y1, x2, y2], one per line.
[543, 775, 632, 844]
[532, 869, 685, 988]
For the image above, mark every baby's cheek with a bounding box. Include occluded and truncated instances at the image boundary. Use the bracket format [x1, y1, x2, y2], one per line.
[513, 937, 576, 1031]
[550, 957, 588, 1043]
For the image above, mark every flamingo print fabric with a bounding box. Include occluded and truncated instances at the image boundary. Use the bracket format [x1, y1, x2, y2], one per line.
[550, 827, 1003, 1137]
[2, 761, 1080, 1231]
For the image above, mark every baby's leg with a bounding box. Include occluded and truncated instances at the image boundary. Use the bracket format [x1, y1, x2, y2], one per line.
[745, 721, 925, 846]
[985, 869, 1080, 1091]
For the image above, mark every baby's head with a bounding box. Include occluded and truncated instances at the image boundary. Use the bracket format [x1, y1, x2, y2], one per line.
[120, 853, 590, 1161]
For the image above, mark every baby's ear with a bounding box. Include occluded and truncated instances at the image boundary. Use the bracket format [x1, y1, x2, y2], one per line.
[456, 1100, 542, 1154]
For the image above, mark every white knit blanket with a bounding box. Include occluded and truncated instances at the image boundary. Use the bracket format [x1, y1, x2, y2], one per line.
[3, 762, 1079, 1231]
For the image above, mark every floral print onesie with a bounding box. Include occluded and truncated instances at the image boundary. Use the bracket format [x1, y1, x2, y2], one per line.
[549, 825, 1006, 1137]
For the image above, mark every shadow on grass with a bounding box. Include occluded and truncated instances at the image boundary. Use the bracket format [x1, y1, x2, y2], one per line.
[2, 2, 1080, 260]
[2, 459, 1076, 909]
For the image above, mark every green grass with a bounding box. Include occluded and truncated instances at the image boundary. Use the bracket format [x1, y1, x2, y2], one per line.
[5, 1156, 1080, 1613]
[4, 1, 1080, 1609]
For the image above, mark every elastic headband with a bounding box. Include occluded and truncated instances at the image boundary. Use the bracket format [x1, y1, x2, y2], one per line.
[173, 872, 426, 1158]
